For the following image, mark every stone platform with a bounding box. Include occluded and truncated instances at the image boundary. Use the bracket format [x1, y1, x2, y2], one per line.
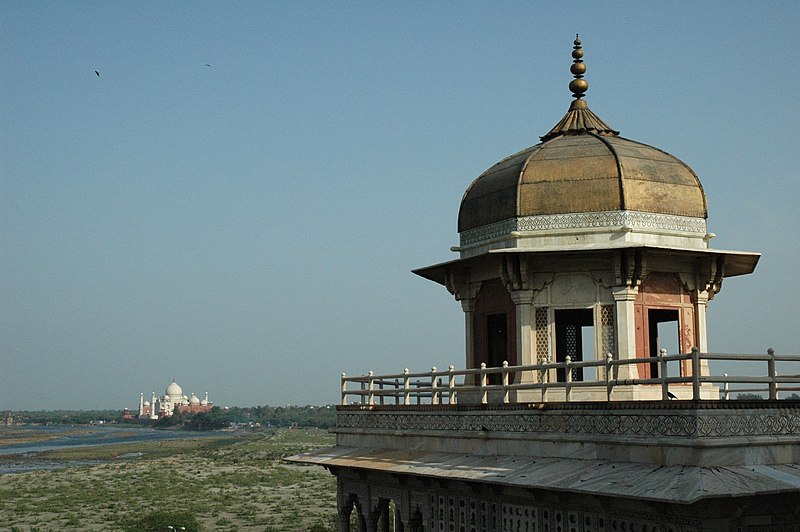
[290, 400, 800, 531]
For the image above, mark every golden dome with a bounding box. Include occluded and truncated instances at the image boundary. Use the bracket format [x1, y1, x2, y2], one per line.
[458, 36, 707, 234]
[458, 134, 707, 232]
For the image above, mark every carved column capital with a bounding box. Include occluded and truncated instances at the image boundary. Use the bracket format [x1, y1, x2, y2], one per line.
[611, 286, 639, 301]
[691, 290, 710, 305]
[444, 269, 480, 302]
[460, 298, 476, 313]
[695, 255, 725, 300]
[613, 249, 646, 288]
[500, 254, 531, 292]
[509, 288, 535, 306]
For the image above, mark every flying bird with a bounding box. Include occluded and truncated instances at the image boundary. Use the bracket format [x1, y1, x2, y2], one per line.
[95, 70, 100, 76]
[205, 64, 211, 67]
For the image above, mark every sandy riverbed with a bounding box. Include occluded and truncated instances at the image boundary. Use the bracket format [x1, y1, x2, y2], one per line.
[0, 428, 337, 531]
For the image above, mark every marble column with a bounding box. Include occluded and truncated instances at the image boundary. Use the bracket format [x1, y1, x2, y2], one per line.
[612, 287, 639, 379]
[510, 289, 536, 383]
[692, 290, 711, 375]
[460, 298, 476, 383]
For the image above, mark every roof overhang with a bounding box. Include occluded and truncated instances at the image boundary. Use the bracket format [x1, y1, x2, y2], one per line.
[412, 244, 760, 286]
[288, 446, 798, 504]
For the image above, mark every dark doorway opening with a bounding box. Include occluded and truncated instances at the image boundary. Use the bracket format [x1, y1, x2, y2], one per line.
[486, 313, 507, 384]
[648, 309, 680, 378]
[555, 309, 594, 382]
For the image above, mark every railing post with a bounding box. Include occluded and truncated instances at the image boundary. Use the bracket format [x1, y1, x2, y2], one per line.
[480, 362, 488, 404]
[341, 373, 347, 406]
[691, 347, 700, 400]
[660, 348, 669, 401]
[448, 365, 456, 405]
[368, 371, 375, 406]
[431, 367, 439, 405]
[540, 355, 548, 402]
[565, 355, 572, 402]
[606, 353, 613, 401]
[394, 378, 400, 405]
[502, 361, 509, 404]
[723, 373, 729, 400]
[403, 369, 410, 406]
[378, 379, 384, 406]
[768, 348, 777, 400]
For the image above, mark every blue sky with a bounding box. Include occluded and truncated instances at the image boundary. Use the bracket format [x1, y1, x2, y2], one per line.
[2, 2, 798, 410]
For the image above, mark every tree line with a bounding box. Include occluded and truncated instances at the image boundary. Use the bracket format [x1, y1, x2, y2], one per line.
[7, 404, 336, 430]
[156, 405, 337, 430]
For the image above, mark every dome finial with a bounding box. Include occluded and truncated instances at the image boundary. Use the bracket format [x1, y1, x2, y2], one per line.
[569, 34, 588, 100]
[540, 36, 618, 141]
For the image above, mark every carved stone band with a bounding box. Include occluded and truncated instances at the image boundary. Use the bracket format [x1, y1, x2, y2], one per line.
[460, 211, 708, 247]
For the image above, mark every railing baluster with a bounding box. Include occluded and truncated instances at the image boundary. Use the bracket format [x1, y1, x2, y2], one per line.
[768, 348, 776, 400]
[541, 355, 548, 402]
[368, 371, 375, 406]
[431, 367, 439, 405]
[660, 348, 669, 401]
[341, 373, 347, 406]
[502, 361, 509, 404]
[480, 363, 487, 404]
[448, 365, 456, 405]
[606, 353, 613, 401]
[723, 373, 729, 400]
[403, 369, 410, 406]
[565, 355, 572, 402]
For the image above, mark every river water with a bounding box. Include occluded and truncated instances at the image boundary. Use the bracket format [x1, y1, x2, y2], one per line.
[0, 425, 222, 474]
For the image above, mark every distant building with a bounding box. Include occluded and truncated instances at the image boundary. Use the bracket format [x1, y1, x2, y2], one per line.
[137, 380, 213, 419]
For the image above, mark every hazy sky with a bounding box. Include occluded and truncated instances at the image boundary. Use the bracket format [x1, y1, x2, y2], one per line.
[2, 2, 798, 410]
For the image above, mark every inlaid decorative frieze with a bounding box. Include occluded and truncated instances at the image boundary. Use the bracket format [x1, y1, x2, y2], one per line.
[339, 411, 696, 437]
[459, 211, 708, 246]
[698, 413, 800, 437]
[337, 410, 800, 438]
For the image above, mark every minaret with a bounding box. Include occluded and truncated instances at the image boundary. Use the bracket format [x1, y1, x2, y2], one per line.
[150, 391, 158, 419]
[138, 392, 144, 417]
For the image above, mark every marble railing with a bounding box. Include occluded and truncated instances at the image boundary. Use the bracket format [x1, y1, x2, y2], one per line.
[341, 348, 800, 405]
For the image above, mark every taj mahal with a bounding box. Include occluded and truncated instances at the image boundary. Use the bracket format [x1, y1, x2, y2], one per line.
[136, 380, 213, 419]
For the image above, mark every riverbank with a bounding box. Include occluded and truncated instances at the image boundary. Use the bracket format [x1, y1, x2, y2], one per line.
[0, 425, 233, 470]
[0, 428, 336, 531]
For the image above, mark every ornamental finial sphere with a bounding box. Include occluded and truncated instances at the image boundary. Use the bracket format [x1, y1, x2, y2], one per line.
[570, 34, 587, 99]
[570, 78, 589, 96]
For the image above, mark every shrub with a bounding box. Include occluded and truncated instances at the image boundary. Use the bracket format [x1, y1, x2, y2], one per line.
[122, 510, 201, 532]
